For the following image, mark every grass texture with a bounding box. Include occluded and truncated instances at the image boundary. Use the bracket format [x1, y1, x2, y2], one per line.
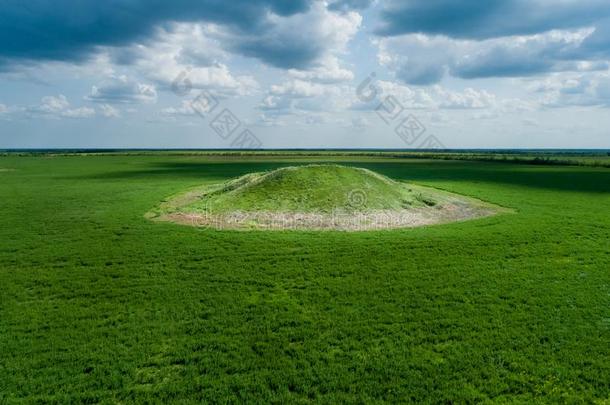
[0, 154, 609, 403]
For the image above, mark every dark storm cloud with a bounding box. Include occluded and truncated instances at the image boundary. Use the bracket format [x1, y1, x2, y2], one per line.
[0, 0, 312, 67]
[376, 0, 610, 40]
[377, 0, 610, 83]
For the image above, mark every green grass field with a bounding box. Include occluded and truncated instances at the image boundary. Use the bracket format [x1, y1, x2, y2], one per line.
[1, 154, 609, 403]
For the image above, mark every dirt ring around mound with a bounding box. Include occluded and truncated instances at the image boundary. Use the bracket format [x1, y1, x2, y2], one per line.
[153, 200, 504, 232]
[147, 165, 510, 231]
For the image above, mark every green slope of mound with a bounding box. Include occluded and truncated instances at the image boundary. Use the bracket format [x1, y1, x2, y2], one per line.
[186, 165, 434, 213]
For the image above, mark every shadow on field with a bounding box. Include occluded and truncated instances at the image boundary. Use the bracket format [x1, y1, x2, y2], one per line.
[78, 160, 610, 193]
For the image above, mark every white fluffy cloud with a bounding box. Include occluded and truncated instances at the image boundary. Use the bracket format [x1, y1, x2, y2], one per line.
[61, 107, 96, 118]
[25, 95, 96, 119]
[2, 95, 124, 120]
[349, 79, 534, 113]
[99, 104, 121, 118]
[270, 80, 327, 98]
[113, 24, 258, 97]
[106, 4, 361, 102]
[252, 3, 362, 118]
[288, 57, 354, 84]
[38, 95, 70, 113]
[435, 87, 496, 109]
[534, 72, 610, 107]
[160, 101, 198, 118]
[260, 79, 352, 115]
[87, 76, 157, 104]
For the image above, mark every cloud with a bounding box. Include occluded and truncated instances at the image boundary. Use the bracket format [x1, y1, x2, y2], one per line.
[107, 24, 258, 97]
[535, 72, 610, 107]
[377, 34, 456, 85]
[0, 103, 11, 120]
[0, 0, 363, 72]
[396, 63, 446, 86]
[288, 57, 354, 84]
[376, 0, 610, 40]
[270, 80, 327, 98]
[11, 95, 119, 119]
[435, 87, 496, 109]
[349, 79, 523, 111]
[253, 113, 288, 127]
[328, 0, 374, 12]
[378, 28, 602, 84]
[374, 1, 610, 84]
[259, 79, 352, 115]
[160, 101, 198, 117]
[0, 0, 310, 64]
[350, 116, 371, 130]
[451, 29, 592, 79]
[87, 76, 157, 104]
[110, 24, 228, 68]
[37, 95, 70, 114]
[99, 104, 121, 118]
[225, 2, 361, 69]
[576, 20, 610, 58]
[24, 95, 96, 119]
[61, 107, 96, 118]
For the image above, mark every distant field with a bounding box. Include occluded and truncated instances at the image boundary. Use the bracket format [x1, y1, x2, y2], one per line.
[1, 153, 609, 403]
[4, 149, 609, 167]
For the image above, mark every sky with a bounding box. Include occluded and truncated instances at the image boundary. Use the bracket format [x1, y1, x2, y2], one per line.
[1, 0, 610, 149]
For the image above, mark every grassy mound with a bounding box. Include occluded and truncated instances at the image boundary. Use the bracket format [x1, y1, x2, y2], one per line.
[187, 165, 435, 214]
[148, 164, 503, 231]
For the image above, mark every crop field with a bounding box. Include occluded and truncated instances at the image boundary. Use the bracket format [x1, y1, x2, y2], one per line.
[1, 153, 609, 403]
